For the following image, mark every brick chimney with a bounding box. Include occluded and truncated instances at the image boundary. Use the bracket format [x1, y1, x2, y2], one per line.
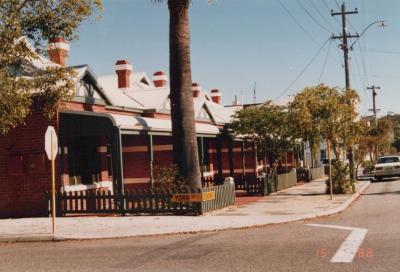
[47, 37, 69, 66]
[192, 83, 201, 98]
[153, 71, 168, 88]
[115, 60, 132, 90]
[210, 89, 222, 104]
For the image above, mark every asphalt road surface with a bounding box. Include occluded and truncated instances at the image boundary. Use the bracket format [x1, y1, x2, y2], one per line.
[1, 179, 400, 272]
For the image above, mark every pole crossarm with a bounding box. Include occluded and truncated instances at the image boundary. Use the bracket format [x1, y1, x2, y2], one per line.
[331, 34, 359, 40]
[331, 10, 358, 16]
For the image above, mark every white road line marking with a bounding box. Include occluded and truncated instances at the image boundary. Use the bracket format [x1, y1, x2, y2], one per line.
[306, 224, 368, 263]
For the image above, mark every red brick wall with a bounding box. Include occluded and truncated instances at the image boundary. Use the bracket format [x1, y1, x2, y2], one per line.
[121, 135, 175, 190]
[0, 108, 60, 218]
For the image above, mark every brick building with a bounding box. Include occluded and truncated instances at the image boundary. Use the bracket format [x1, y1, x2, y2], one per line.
[2, 38, 291, 218]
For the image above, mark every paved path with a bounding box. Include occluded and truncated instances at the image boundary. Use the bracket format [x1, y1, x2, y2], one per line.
[1, 179, 398, 271]
[0, 178, 369, 241]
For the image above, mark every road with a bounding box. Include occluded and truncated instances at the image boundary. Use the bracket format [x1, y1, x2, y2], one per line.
[1, 179, 399, 272]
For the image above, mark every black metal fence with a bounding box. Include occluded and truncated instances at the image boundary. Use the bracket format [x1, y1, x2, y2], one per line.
[234, 171, 298, 195]
[296, 168, 310, 182]
[296, 167, 325, 182]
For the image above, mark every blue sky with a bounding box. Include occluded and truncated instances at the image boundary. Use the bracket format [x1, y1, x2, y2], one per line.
[68, 0, 400, 116]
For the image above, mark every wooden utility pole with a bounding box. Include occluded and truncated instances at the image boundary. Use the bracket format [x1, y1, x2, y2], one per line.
[331, 3, 359, 89]
[367, 85, 381, 161]
[331, 2, 359, 180]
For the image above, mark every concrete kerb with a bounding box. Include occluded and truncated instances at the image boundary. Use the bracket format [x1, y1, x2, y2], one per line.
[0, 235, 56, 243]
[0, 181, 371, 243]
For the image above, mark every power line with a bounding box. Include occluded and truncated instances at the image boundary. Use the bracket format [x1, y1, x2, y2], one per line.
[357, 42, 370, 86]
[354, 44, 369, 91]
[321, 0, 332, 11]
[351, 73, 400, 79]
[275, 38, 331, 101]
[308, 0, 335, 29]
[318, 39, 332, 83]
[360, 48, 400, 55]
[277, 0, 320, 46]
[352, 49, 370, 112]
[333, 0, 341, 9]
[321, 0, 341, 26]
[334, 39, 344, 68]
[296, 0, 333, 34]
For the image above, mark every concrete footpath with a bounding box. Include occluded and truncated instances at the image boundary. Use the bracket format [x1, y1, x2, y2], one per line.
[0, 178, 370, 242]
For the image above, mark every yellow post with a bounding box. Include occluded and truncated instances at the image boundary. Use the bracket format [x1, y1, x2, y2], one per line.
[51, 132, 56, 235]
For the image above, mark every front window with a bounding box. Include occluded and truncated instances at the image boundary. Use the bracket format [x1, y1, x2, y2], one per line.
[377, 157, 400, 164]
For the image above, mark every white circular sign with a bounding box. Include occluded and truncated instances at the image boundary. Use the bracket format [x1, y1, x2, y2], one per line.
[45, 126, 58, 160]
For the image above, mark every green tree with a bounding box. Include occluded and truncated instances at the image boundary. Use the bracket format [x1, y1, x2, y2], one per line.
[290, 84, 360, 161]
[290, 84, 360, 193]
[155, 0, 201, 188]
[289, 84, 325, 166]
[0, 0, 102, 134]
[232, 101, 296, 177]
[357, 116, 394, 164]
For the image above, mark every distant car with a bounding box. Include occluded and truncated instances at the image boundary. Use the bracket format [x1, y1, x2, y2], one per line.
[374, 155, 400, 181]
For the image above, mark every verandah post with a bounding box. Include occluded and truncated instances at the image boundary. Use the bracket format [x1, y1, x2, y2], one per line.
[241, 140, 246, 177]
[216, 136, 223, 184]
[148, 134, 154, 187]
[228, 135, 234, 177]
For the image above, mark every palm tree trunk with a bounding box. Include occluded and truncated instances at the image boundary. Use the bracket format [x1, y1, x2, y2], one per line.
[168, 0, 201, 189]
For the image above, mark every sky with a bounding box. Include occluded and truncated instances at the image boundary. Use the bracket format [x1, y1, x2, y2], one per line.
[68, 0, 400, 116]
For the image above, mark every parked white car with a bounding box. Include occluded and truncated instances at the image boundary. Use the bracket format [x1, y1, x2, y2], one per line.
[374, 155, 400, 181]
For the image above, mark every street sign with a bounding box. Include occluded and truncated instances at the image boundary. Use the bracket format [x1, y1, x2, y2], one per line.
[45, 126, 58, 160]
[44, 126, 58, 235]
[171, 191, 215, 203]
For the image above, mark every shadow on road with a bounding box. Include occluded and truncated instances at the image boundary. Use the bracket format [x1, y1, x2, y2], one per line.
[363, 191, 400, 196]
[369, 178, 398, 183]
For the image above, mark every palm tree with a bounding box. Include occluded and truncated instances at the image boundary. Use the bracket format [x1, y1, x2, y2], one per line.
[157, 0, 201, 188]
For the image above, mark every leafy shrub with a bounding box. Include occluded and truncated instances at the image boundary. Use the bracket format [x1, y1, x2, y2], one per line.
[152, 164, 190, 190]
[326, 160, 355, 194]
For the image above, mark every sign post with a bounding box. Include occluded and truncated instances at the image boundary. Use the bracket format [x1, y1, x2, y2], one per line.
[45, 126, 58, 235]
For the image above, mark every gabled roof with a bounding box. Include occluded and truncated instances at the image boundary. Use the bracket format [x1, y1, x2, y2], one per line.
[98, 72, 154, 92]
[124, 88, 170, 110]
[14, 38, 238, 125]
[98, 72, 239, 125]
[70, 65, 114, 105]
[206, 100, 238, 124]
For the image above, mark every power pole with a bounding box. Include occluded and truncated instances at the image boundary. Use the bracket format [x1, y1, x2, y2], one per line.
[331, 3, 359, 89]
[367, 85, 381, 160]
[253, 82, 257, 104]
[331, 2, 359, 180]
